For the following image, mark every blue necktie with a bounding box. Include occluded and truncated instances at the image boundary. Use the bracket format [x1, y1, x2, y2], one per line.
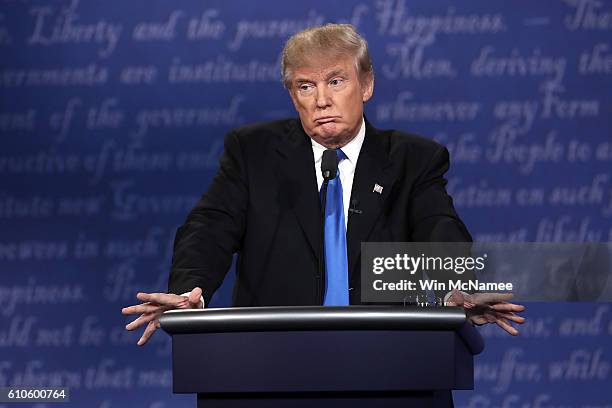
[322, 149, 349, 306]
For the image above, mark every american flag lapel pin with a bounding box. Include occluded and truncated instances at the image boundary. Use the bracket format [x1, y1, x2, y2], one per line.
[373, 183, 383, 194]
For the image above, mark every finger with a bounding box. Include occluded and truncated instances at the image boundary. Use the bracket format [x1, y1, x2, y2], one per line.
[474, 292, 514, 304]
[497, 312, 526, 324]
[126, 312, 159, 331]
[188, 287, 203, 308]
[496, 317, 519, 336]
[137, 292, 184, 306]
[137, 319, 160, 346]
[490, 302, 525, 312]
[122, 303, 160, 315]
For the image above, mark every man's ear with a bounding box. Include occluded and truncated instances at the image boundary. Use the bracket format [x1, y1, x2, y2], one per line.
[361, 74, 374, 103]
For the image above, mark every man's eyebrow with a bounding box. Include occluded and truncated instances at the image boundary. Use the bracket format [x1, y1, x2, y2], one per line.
[325, 69, 348, 80]
[293, 69, 349, 84]
[293, 77, 312, 84]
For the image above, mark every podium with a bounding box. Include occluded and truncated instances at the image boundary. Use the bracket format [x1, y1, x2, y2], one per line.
[160, 306, 484, 408]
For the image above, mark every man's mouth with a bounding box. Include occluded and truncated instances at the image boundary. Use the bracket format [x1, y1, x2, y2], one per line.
[314, 116, 340, 124]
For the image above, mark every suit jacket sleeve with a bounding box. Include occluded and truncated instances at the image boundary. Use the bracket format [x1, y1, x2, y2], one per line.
[408, 144, 471, 242]
[168, 130, 248, 305]
[408, 143, 475, 300]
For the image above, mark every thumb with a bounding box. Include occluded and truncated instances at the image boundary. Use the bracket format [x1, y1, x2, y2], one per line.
[188, 287, 203, 308]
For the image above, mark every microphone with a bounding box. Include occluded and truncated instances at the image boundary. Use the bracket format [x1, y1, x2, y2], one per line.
[321, 149, 338, 181]
[349, 199, 362, 215]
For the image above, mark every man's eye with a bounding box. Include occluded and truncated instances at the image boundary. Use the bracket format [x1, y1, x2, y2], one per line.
[298, 84, 313, 91]
[330, 78, 344, 86]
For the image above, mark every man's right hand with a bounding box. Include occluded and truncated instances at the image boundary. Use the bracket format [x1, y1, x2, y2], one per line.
[121, 287, 203, 346]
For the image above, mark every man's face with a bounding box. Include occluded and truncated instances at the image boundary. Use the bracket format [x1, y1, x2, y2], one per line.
[288, 56, 373, 148]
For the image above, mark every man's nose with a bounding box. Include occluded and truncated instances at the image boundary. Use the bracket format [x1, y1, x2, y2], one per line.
[315, 85, 332, 108]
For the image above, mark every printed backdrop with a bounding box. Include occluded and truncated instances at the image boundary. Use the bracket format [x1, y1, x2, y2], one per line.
[1, 0, 611, 406]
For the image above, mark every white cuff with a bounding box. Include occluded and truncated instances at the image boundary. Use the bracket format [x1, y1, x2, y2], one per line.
[180, 291, 205, 308]
[444, 290, 468, 305]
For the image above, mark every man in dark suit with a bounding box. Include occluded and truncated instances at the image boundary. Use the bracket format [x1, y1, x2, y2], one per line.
[122, 23, 524, 346]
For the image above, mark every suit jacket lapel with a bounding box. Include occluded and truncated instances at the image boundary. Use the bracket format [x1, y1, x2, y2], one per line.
[346, 122, 395, 277]
[271, 119, 395, 275]
[272, 120, 321, 262]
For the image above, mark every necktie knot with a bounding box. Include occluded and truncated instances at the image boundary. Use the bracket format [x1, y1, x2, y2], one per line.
[336, 148, 347, 162]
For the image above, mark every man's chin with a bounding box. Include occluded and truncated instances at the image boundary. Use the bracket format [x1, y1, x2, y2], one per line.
[313, 133, 344, 148]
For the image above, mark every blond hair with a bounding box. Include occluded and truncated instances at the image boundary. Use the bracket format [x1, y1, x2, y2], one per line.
[281, 23, 373, 88]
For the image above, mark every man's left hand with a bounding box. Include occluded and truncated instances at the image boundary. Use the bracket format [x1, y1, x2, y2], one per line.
[447, 290, 526, 335]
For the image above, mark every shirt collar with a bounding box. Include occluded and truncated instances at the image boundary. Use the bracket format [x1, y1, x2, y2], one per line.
[311, 117, 366, 164]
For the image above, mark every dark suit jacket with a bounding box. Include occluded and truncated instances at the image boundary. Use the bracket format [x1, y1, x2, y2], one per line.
[168, 118, 472, 306]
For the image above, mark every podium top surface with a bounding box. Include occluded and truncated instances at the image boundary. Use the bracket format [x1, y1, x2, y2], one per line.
[160, 306, 484, 355]
[161, 305, 465, 333]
